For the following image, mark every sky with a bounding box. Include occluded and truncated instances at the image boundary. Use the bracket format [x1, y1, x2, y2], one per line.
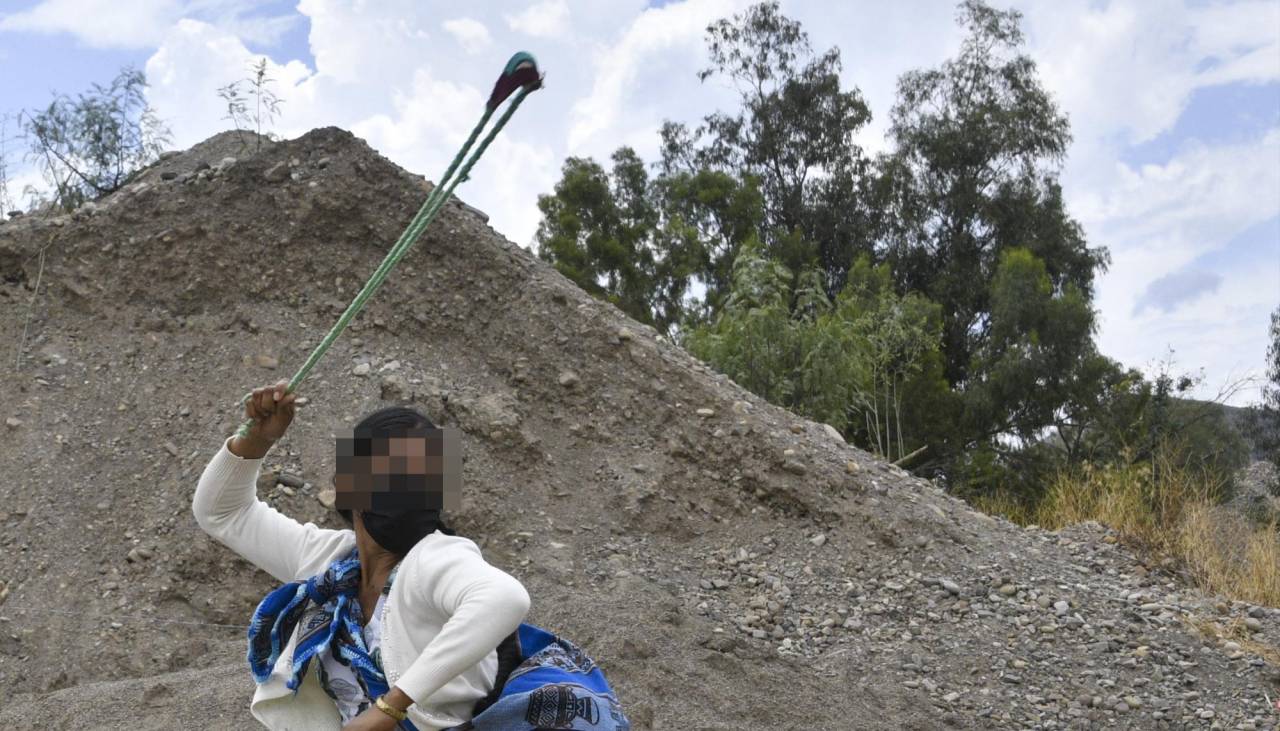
[1, 0, 1277, 406]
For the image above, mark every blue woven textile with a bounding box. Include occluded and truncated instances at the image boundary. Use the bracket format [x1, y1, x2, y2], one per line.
[444, 624, 630, 731]
[246, 547, 418, 730]
[248, 550, 628, 731]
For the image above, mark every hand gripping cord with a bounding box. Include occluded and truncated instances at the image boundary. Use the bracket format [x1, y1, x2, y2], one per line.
[234, 52, 543, 438]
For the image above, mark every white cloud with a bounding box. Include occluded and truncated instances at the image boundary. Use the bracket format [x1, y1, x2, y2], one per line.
[5, 0, 1277, 402]
[1084, 130, 1280, 403]
[2, 168, 48, 213]
[987, 0, 1280, 404]
[298, 0, 432, 87]
[442, 17, 491, 55]
[350, 68, 488, 169]
[1025, 0, 1280, 169]
[348, 66, 557, 250]
[1190, 0, 1280, 65]
[504, 0, 571, 39]
[213, 13, 298, 48]
[0, 0, 178, 48]
[1103, 256, 1275, 405]
[1076, 132, 1280, 264]
[145, 6, 559, 246]
[567, 0, 746, 154]
[0, 0, 296, 48]
[145, 19, 313, 147]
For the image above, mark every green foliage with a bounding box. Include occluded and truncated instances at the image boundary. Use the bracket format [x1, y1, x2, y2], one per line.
[217, 82, 250, 143]
[814, 258, 951, 461]
[217, 57, 284, 151]
[685, 236, 805, 406]
[536, 1, 871, 330]
[1051, 354, 1154, 465]
[967, 356, 1251, 503]
[688, 248, 950, 463]
[878, 2, 1108, 470]
[652, 157, 766, 324]
[0, 112, 14, 216]
[533, 1, 1151, 499]
[1244, 306, 1280, 469]
[1105, 368, 1249, 488]
[535, 149, 666, 331]
[535, 146, 763, 334]
[21, 66, 171, 211]
[964, 248, 1096, 445]
[665, 0, 874, 290]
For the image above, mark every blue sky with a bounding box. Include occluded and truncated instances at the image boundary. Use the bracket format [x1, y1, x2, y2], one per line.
[1123, 82, 1280, 166]
[1, 0, 312, 108]
[1, 0, 1277, 406]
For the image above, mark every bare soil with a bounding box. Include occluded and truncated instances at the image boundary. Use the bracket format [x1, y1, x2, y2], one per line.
[0, 128, 1275, 730]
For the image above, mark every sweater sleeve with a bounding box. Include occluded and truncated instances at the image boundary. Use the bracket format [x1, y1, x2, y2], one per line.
[192, 436, 351, 583]
[394, 542, 531, 705]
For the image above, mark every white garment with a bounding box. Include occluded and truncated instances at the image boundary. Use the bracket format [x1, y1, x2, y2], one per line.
[193, 436, 531, 731]
[318, 591, 387, 724]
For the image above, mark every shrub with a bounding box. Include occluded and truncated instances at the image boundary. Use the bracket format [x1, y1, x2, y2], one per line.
[21, 66, 170, 211]
[0, 112, 14, 216]
[216, 57, 283, 152]
[1178, 505, 1279, 607]
[979, 442, 1279, 606]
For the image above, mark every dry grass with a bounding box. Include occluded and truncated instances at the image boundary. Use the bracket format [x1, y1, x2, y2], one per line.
[967, 490, 1036, 526]
[1034, 450, 1222, 552]
[1183, 614, 1280, 667]
[1177, 504, 1280, 608]
[975, 445, 1280, 608]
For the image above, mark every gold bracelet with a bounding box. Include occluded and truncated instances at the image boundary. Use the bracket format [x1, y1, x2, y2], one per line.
[375, 695, 408, 722]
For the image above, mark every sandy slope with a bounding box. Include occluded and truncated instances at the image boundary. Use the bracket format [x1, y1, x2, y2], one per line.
[0, 128, 1275, 730]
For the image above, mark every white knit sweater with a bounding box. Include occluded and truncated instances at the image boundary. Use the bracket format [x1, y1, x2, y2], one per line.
[192, 436, 531, 731]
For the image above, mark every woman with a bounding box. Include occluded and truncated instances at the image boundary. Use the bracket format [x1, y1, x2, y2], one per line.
[193, 380, 530, 730]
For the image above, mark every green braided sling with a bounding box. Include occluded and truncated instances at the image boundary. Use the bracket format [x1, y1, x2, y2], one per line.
[234, 52, 543, 438]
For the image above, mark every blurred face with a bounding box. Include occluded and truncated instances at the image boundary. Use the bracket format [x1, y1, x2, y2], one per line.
[333, 428, 462, 514]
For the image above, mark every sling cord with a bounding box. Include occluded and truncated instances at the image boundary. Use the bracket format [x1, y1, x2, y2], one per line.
[234, 53, 542, 438]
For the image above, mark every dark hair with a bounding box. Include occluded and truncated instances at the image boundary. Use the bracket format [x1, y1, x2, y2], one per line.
[338, 405, 455, 554]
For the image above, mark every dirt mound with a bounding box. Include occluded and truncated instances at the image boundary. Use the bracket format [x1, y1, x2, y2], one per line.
[0, 128, 1275, 730]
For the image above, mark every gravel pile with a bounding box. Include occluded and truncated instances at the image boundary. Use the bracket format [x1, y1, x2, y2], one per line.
[0, 128, 1274, 730]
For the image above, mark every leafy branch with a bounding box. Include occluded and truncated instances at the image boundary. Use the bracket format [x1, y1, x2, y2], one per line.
[20, 66, 171, 212]
[216, 57, 284, 152]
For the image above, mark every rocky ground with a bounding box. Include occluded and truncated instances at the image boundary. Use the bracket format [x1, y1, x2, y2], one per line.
[0, 128, 1276, 730]
[1231, 462, 1280, 527]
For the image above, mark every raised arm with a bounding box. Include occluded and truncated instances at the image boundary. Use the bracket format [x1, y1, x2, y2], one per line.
[192, 380, 350, 582]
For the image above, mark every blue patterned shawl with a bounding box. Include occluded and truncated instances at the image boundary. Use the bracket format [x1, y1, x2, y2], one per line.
[246, 547, 417, 729]
[444, 624, 630, 731]
[248, 550, 629, 731]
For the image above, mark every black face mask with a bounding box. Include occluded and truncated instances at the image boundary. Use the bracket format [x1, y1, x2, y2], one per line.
[343, 508, 449, 556]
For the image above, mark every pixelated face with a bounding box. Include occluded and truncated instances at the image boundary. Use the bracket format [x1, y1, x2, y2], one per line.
[333, 427, 461, 513]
